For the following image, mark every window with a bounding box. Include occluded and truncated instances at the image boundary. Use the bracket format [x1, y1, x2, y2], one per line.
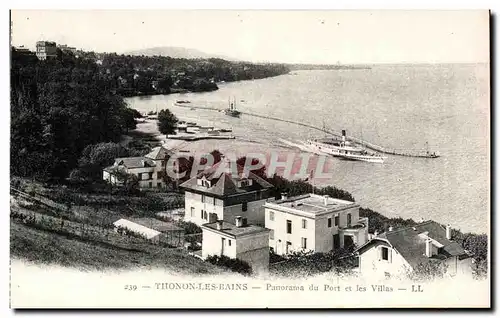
[286, 220, 292, 234]
[148, 182, 153, 188]
[148, 172, 153, 179]
[242, 202, 248, 212]
[270, 229, 274, 240]
[334, 215, 339, 226]
[190, 207, 195, 217]
[157, 182, 162, 188]
[200, 210, 204, 219]
[347, 213, 352, 226]
[381, 247, 389, 261]
[239, 180, 250, 187]
[301, 237, 307, 249]
[228, 240, 232, 246]
[302, 219, 307, 229]
[201, 195, 206, 203]
[203, 211, 208, 220]
[328, 218, 332, 228]
[269, 211, 275, 221]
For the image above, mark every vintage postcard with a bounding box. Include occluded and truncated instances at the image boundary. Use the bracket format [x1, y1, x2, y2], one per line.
[9, 9, 490, 308]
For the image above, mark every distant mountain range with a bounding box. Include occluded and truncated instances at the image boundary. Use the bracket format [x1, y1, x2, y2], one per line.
[124, 46, 239, 61]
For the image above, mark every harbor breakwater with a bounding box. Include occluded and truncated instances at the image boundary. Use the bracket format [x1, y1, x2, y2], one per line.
[172, 103, 440, 159]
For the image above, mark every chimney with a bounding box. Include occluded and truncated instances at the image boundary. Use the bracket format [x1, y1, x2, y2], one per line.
[388, 226, 393, 232]
[446, 224, 452, 240]
[235, 216, 243, 228]
[281, 192, 288, 200]
[216, 220, 223, 230]
[425, 239, 433, 257]
[342, 129, 346, 143]
[323, 195, 329, 206]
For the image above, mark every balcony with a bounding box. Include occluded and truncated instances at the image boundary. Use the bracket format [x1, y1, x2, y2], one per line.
[340, 217, 369, 232]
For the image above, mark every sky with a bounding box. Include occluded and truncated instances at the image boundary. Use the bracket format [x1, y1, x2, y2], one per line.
[10, 10, 489, 64]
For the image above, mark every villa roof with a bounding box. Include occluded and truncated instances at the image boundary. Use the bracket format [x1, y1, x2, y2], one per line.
[179, 160, 273, 197]
[202, 221, 270, 238]
[357, 221, 469, 269]
[145, 146, 173, 160]
[114, 157, 155, 169]
[129, 217, 183, 233]
[264, 193, 357, 216]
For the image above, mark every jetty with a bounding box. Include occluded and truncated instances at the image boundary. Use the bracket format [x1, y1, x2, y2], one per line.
[168, 103, 440, 158]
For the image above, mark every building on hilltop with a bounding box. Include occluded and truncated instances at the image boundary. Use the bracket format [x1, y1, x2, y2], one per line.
[201, 217, 270, 274]
[57, 44, 77, 54]
[179, 159, 274, 227]
[36, 41, 57, 60]
[356, 220, 473, 279]
[103, 146, 176, 188]
[264, 193, 368, 255]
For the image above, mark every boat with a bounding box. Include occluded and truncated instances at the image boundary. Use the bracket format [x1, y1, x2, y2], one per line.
[305, 130, 386, 163]
[224, 97, 241, 117]
[176, 100, 191, 104]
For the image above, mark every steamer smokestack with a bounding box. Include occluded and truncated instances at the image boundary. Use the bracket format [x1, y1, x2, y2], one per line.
[342, 130, 346, 143]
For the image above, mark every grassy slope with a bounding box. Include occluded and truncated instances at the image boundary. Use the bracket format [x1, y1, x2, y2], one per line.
[10, 221, 224, 275]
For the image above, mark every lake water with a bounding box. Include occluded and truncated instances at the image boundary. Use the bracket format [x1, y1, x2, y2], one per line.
[127, 64, 490, 234]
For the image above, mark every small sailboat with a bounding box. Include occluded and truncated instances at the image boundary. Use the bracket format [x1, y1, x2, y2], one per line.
[224, 97, 241, 117]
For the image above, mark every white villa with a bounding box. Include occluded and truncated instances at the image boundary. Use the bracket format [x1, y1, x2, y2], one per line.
[201, 217, 270, 274]
[179, 160, 274, 227]
[103, 146, 174, 188]
[356, 221, 473, 279]
[264, 193, 369, 256]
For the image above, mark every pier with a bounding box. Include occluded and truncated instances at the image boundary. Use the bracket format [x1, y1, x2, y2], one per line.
[169, 103, 440, 158]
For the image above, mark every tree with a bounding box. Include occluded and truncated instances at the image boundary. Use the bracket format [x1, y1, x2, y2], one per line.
[114, 170, 140, 194]
[76, 142, 130, 181]
[157, 109, 178, 135]
[120, 108, 138, 133]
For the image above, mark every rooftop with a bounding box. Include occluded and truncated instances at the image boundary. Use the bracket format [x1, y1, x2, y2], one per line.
[357, 221, 469, 268]
[265, 193, 357, 215]
[114, 157, 155, 169]
[129, 217, 183, 233]
[145, 146, 173, 161]
[179, 160, 273, 198]
[202, 221, 270, 238]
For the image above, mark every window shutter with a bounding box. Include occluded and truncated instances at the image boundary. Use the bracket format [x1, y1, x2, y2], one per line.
[388, 249, 392, 263]
[378, 246, 382, 261]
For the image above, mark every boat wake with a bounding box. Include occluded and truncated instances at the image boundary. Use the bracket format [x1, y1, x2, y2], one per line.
[278, 138, 324, 155]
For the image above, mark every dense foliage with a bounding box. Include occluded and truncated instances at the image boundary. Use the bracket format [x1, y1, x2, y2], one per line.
[270, 247, 357, 278]
[10, 48, 134, 182]
[205, 255, 252, 275]
[99, 54, 290, 96]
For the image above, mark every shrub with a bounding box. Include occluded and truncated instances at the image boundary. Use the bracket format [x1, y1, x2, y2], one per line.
[205, 255, 252, 275]
[177, 221, 202, 235]
[408, 260, 448, 282]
